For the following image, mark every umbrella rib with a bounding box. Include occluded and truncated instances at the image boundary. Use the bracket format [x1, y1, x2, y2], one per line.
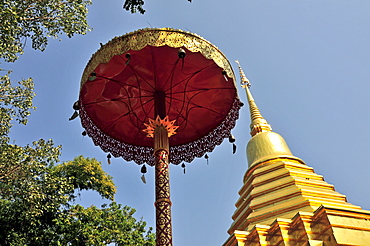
[119, 97, 154, 128]
[150, 47, 158, 92]
[130, 97, 154, 133]
[99, 100, 132, 131]
[165, 58, 182, 116]
[160, 58, 181, 92]
[168, 87, 234, 94]
[83, 95, 154, 106]
[165, 63, 199, 119]
[116, 51, 157, 92]
[125, 58, 158, 118]
[164, 62, 218, 118]
[166, 94, 226, 118]
[99, 97, 154, 133]
[95, 76, 154, 94]
[167, 103, 206, 136]
[164, 85, 226, 136]
[163, 63, 217, 94]
[105, 74, 153, 127]
[129, 100, 155, 145]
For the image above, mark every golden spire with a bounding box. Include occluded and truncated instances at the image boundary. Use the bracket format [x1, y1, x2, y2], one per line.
[235, 61, 296, 167]
[235, 61, 272, 136]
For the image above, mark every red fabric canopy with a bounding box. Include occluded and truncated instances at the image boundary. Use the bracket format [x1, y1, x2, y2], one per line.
[79, 28, 240, 165]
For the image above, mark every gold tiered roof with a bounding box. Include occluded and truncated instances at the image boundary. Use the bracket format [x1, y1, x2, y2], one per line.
[224, 63, 370, 246]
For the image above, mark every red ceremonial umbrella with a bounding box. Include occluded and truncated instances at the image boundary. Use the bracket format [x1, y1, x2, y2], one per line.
[76, 28, 241, 246]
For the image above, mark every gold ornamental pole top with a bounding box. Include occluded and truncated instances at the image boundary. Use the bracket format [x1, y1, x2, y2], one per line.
[235, 61, 272, 136]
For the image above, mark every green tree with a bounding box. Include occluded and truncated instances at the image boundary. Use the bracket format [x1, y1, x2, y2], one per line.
[0, 0, 92, 144]
[0, 1, 155, 245]
[0, 69, 34, 140]
[0, 0, 91, 62]
[0, 155, 155, 245]
[123, 0, 145, 14]
[123, 0, 192, 14]
[0, 0, 91, 200]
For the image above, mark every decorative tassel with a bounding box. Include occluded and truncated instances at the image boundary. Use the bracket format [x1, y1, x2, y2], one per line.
[141, 164, 147, 173]
[125, 53, 131, 65]
[229, 134, 236, 154]
[178, 48, 186, 70]
[69, 111, 79, 121]
[222, 70, 228, 81]
[107, 154, 111, 165]
[141, 174, 146, 184]
[228, 134, 236, 143]
[178, 48, 186, 58]
[181, 163, 186, 174]
[69, 101, 80, 121]
[73, 101, 80, 110]
[205, 154, 209, 165]
[89, 72, 97, 81]
[141, 165, 147, 184]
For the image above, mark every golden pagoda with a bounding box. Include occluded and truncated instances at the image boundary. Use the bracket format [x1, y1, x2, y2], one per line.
[224, 62, 370, 246]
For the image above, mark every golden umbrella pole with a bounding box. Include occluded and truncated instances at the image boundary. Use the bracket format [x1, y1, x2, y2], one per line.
[144, 92, 178, 246]
[154, 125, 172, 246]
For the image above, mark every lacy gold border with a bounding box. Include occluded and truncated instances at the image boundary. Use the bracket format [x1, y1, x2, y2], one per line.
[79, 97, 241, 166]
[80, 27, 235, 87]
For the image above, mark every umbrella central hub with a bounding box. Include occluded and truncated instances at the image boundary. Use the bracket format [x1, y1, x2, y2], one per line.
[154, 90, 166, 119]
[143, 116, 179, 138]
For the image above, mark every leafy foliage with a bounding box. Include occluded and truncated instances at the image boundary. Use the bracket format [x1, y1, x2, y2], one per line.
[0, 69, 34, 142]
[0, 0, 92, 62]
[0, 139, 63, 245]
[57, 203, 155, 245]
[0, 1, 155, 245]
[53, 156, 117, 201]
[123, 0, 145, 14]
[0, 154, 155, 245]
[123, 0, 192, 14]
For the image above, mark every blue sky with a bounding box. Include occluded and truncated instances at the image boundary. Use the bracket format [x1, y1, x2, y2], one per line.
[6, 1, 370, 245]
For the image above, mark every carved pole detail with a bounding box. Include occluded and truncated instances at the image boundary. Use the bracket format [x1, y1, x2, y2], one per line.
[154, 125, 172, 245]
[144, 119, 178, 246]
